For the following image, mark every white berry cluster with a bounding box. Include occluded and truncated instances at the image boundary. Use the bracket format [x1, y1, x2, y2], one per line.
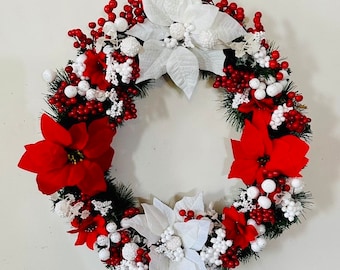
[200, 228, 233, 268]
[280, 194, 303, 222]
[253, 46, 270, 68]
[247, 219, 267, 252]
[105, 53, 134, 85]
[155, 227, 184, 262]
[113, 260, 148, 270]
[270, 103, 293, 130]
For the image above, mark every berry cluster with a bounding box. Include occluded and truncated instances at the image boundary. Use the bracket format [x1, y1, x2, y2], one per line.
[249, 207, 275, 225]
[215, 0, 245, 24]
[213, 65, 255, 93]
[120, 0, 145, 26]
[284, 109, 311, 134]
[178, 209, 204, 222]
[219, 246, 240, 269]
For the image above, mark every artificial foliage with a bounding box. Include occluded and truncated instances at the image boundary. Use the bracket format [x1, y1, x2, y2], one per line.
[18, 0, 312, 269]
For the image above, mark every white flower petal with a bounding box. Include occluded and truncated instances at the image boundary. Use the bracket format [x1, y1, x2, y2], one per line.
[149, 247, 169, 270]
[185, 4, 219, 30]
[166, 47, 199, 99]
[169, 256, 197, 270]
[124, 215, 160, 244]
[214, 12, 247, 44]
[126, 19, 169, 41]
[174, 193, 205, 218]
[143, 203, 170, 236]
[153, 197, 176, 226]
[136, 40, 171, 83]
[174, 219, 211, 250]
[143, 0, 172, 26]
[191, 48, 225, 76]
[163, 0, 199, 23]
[185, 249, 207, 270]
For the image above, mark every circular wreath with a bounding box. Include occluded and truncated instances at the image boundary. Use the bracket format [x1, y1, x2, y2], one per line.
[18, 0, 312, 269]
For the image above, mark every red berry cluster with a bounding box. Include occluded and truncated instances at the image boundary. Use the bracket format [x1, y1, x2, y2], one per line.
[135, 248, 151, 264]
[284, 109, 311, 134]
[247, 12, 264, 33]
[249, 207, 275, 225]
[67, 28, 93, 50]
[178, 209, 204, 222]
[123, 207, 140, 218]
[112, 51, 141, 81]
[120, 0, 145, 26]
[213, 65, 255, 93]
[219, 246, 240, 269]
[215, 1, 245, 24]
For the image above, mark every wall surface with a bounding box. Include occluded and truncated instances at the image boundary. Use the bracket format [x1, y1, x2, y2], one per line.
[0, 0, 339, 269]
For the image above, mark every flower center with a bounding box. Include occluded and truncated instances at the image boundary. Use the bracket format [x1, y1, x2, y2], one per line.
[257, 155, 270, 167]
[67, 149, 85, 164]
[155, 226, 185, 262]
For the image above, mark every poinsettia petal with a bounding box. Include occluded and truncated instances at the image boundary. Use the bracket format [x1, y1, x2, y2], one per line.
[18, 141, 67, 173]
[174, 193, 205, 220]
[153, 198, 176, 226]
[143, 0, 172, 26]
[124, 215, 160, 244]
[74, 231, 87, 246]
[191, 48, 225, 75]
[126, 19, 169, 41]
[83, 117, 114, 159]
[166, 47, 199, 99]
[175, 219, 210, 250]
[36, 166, 71, 194]
[68, 122, 88, 150]
[85, 232, 97, 250]
[214, 12, 247, 43]
[239, 120, 266, 158]
[142, 203, 170, 236]
[76, 160, 107, 196]
[136, 40, 171, 83]
[40, 114, 72, 146]
[267, 135, 309, 177]
[92, 148, 115, 172]
[228, 159, 259, 185]
[184, 248, 207, 270]
[149, 248, 169, 270]
[183, 3, 219, 30]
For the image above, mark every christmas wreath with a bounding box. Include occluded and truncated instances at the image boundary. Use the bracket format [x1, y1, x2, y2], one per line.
[18, 0, 312, 269]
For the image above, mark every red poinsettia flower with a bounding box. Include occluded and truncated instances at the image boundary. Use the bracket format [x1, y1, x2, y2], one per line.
[18, 114, 115, 196]
[228, 117, 309, 185]
[222, 206, 258, 249]
[69, 215, 108, 249]
[83, 50, 111, 90]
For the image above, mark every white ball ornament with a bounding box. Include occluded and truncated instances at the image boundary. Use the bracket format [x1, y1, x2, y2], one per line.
[256, 237, 267, 248]
[122, 242, 139, 261]
[114, 17, 128, 32]
[254, 88, 266, 100]
[42, 69, 57, 83]
[249, 78, 260, 89]
[258, 196, 272, 209]
[103, 21, 117, 38]
[247, 186, 260, 199]
[78, 80, 90, 91]
[251, 242, 261, 253]
[120, 36, 141, 57]
[266, 82, 283, 97]
[98, 248, 111, 261]
[97, 235, 109, 247]
[106, 222, 117, 233]
[261, 179, 277, 193]
[64, 85, 78, 98]
[291, 178, 303, 188]
[86, 88, 96, 100]
[110, 232, 121, 243]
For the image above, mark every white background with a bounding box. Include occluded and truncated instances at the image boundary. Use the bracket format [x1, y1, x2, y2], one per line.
[1, 0, 339, 269]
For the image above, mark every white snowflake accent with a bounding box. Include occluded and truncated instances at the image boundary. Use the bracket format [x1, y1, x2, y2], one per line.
[91, 200, 113, 216]
[229, 32, 265, 58]
[232, 89, 250, 108]
[155, 226, 185, 262]
[233, 190, 256, 212]
[105, 88, 124, 119]
[270, 104, 293, 130]
[200, 228, 233, 268]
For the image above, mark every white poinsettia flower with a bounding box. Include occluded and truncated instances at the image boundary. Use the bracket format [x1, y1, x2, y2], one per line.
[126, 0, 246, 98]
[124, 193, 211, 270]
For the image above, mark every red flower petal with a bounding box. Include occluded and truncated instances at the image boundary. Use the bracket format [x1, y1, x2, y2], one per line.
[83, 117, 115, 159]
[68, 122, 89, 150]
[228, 159, 259, 185]
[41, 114, 72, 146]
[36, 166, 71, 194]
[18, 141, 67, 173]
